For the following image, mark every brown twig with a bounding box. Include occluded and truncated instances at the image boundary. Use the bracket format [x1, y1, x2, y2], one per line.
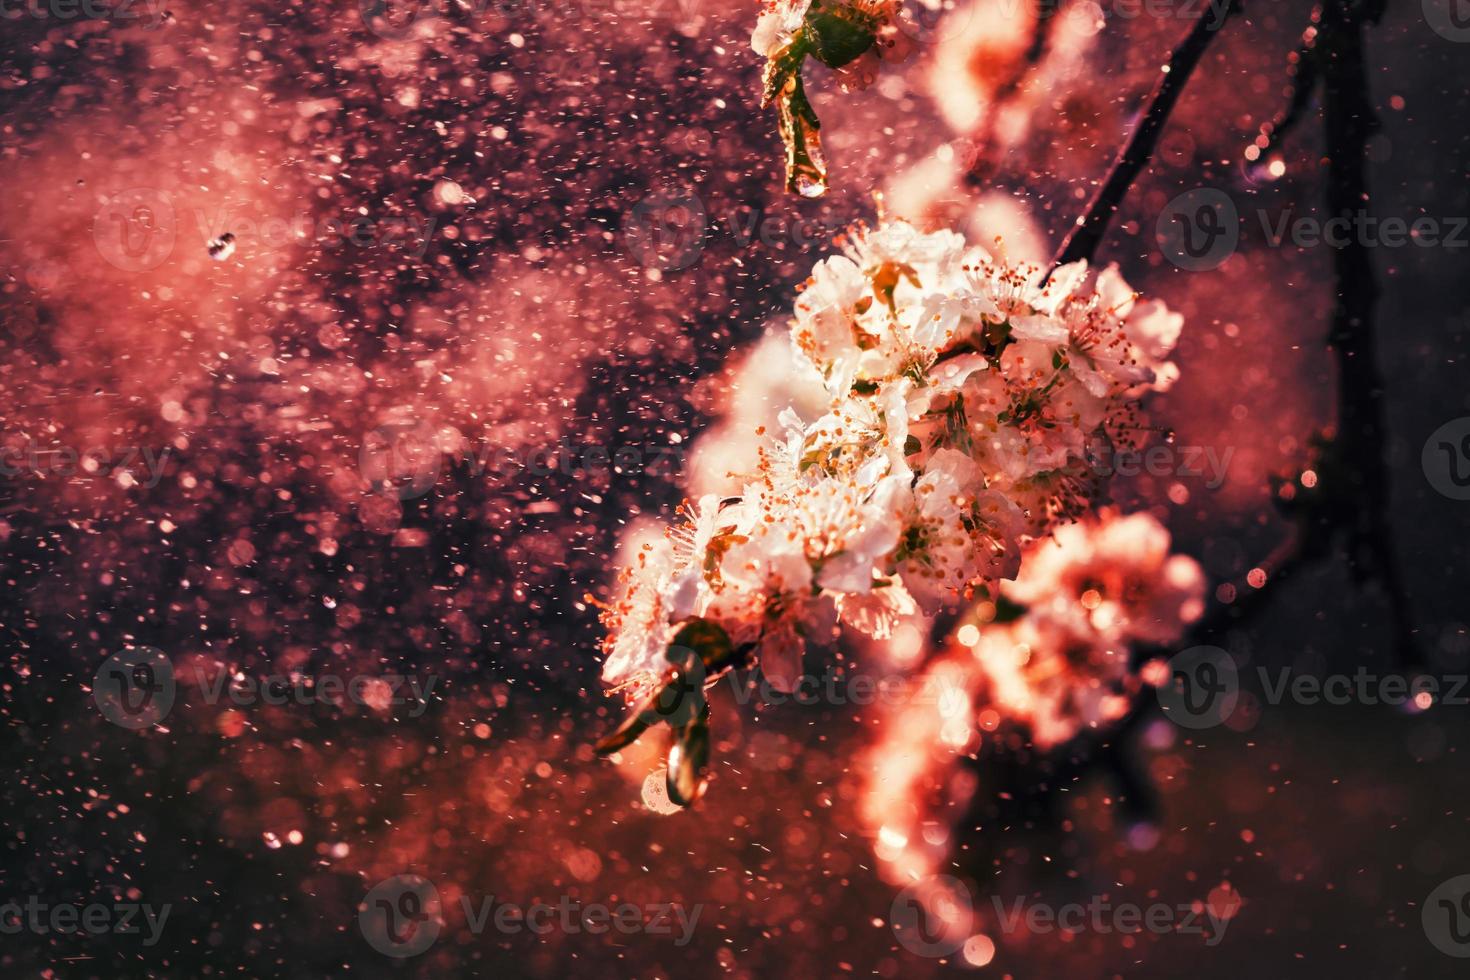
[1051, 0, 1242, 269]
[937, 6, 1240, 364]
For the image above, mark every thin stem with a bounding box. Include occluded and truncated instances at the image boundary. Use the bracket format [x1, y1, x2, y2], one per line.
[1051, 0, 1242, 269]
[936, 5, 1238, 366]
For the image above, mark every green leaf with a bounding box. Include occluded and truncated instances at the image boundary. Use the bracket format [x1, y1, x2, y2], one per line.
[991, 595, 1029, 624]
[803, 9, 877, 69]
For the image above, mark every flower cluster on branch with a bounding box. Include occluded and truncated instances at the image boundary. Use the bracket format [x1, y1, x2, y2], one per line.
[862, 508, 1206, 882]
[599, 220, 1185, 716]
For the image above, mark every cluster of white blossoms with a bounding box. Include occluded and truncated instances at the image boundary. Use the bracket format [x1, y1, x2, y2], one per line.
[861, 509, 1206, 882]
[600, 220, 1184, 702]
[967, 508, 1207, 747]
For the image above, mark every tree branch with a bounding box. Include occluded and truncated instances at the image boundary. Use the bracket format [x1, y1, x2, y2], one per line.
[1051, 0, 1242, 269]
[1193, 0, 1415, 663]
[1316, 0, 1416, 662]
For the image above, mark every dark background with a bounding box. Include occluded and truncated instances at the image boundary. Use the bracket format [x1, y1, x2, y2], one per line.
[1, 0, 1468, 975]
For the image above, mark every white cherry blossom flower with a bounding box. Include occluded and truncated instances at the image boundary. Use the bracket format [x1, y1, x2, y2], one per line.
[602, 220, 1186, 722]
[752, 0, 813, 57]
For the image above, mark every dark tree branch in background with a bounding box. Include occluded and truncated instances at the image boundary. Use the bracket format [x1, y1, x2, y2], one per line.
[961, 1, 1413, 851]
[938, 0, 1240, 375]
[1316, 0, 1417, 662]
[1051, 0, 1242, 269]
[1192, 0, 1417, 664]
[953, 0, 1413, 667]
[905, 0, 1436, 885]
